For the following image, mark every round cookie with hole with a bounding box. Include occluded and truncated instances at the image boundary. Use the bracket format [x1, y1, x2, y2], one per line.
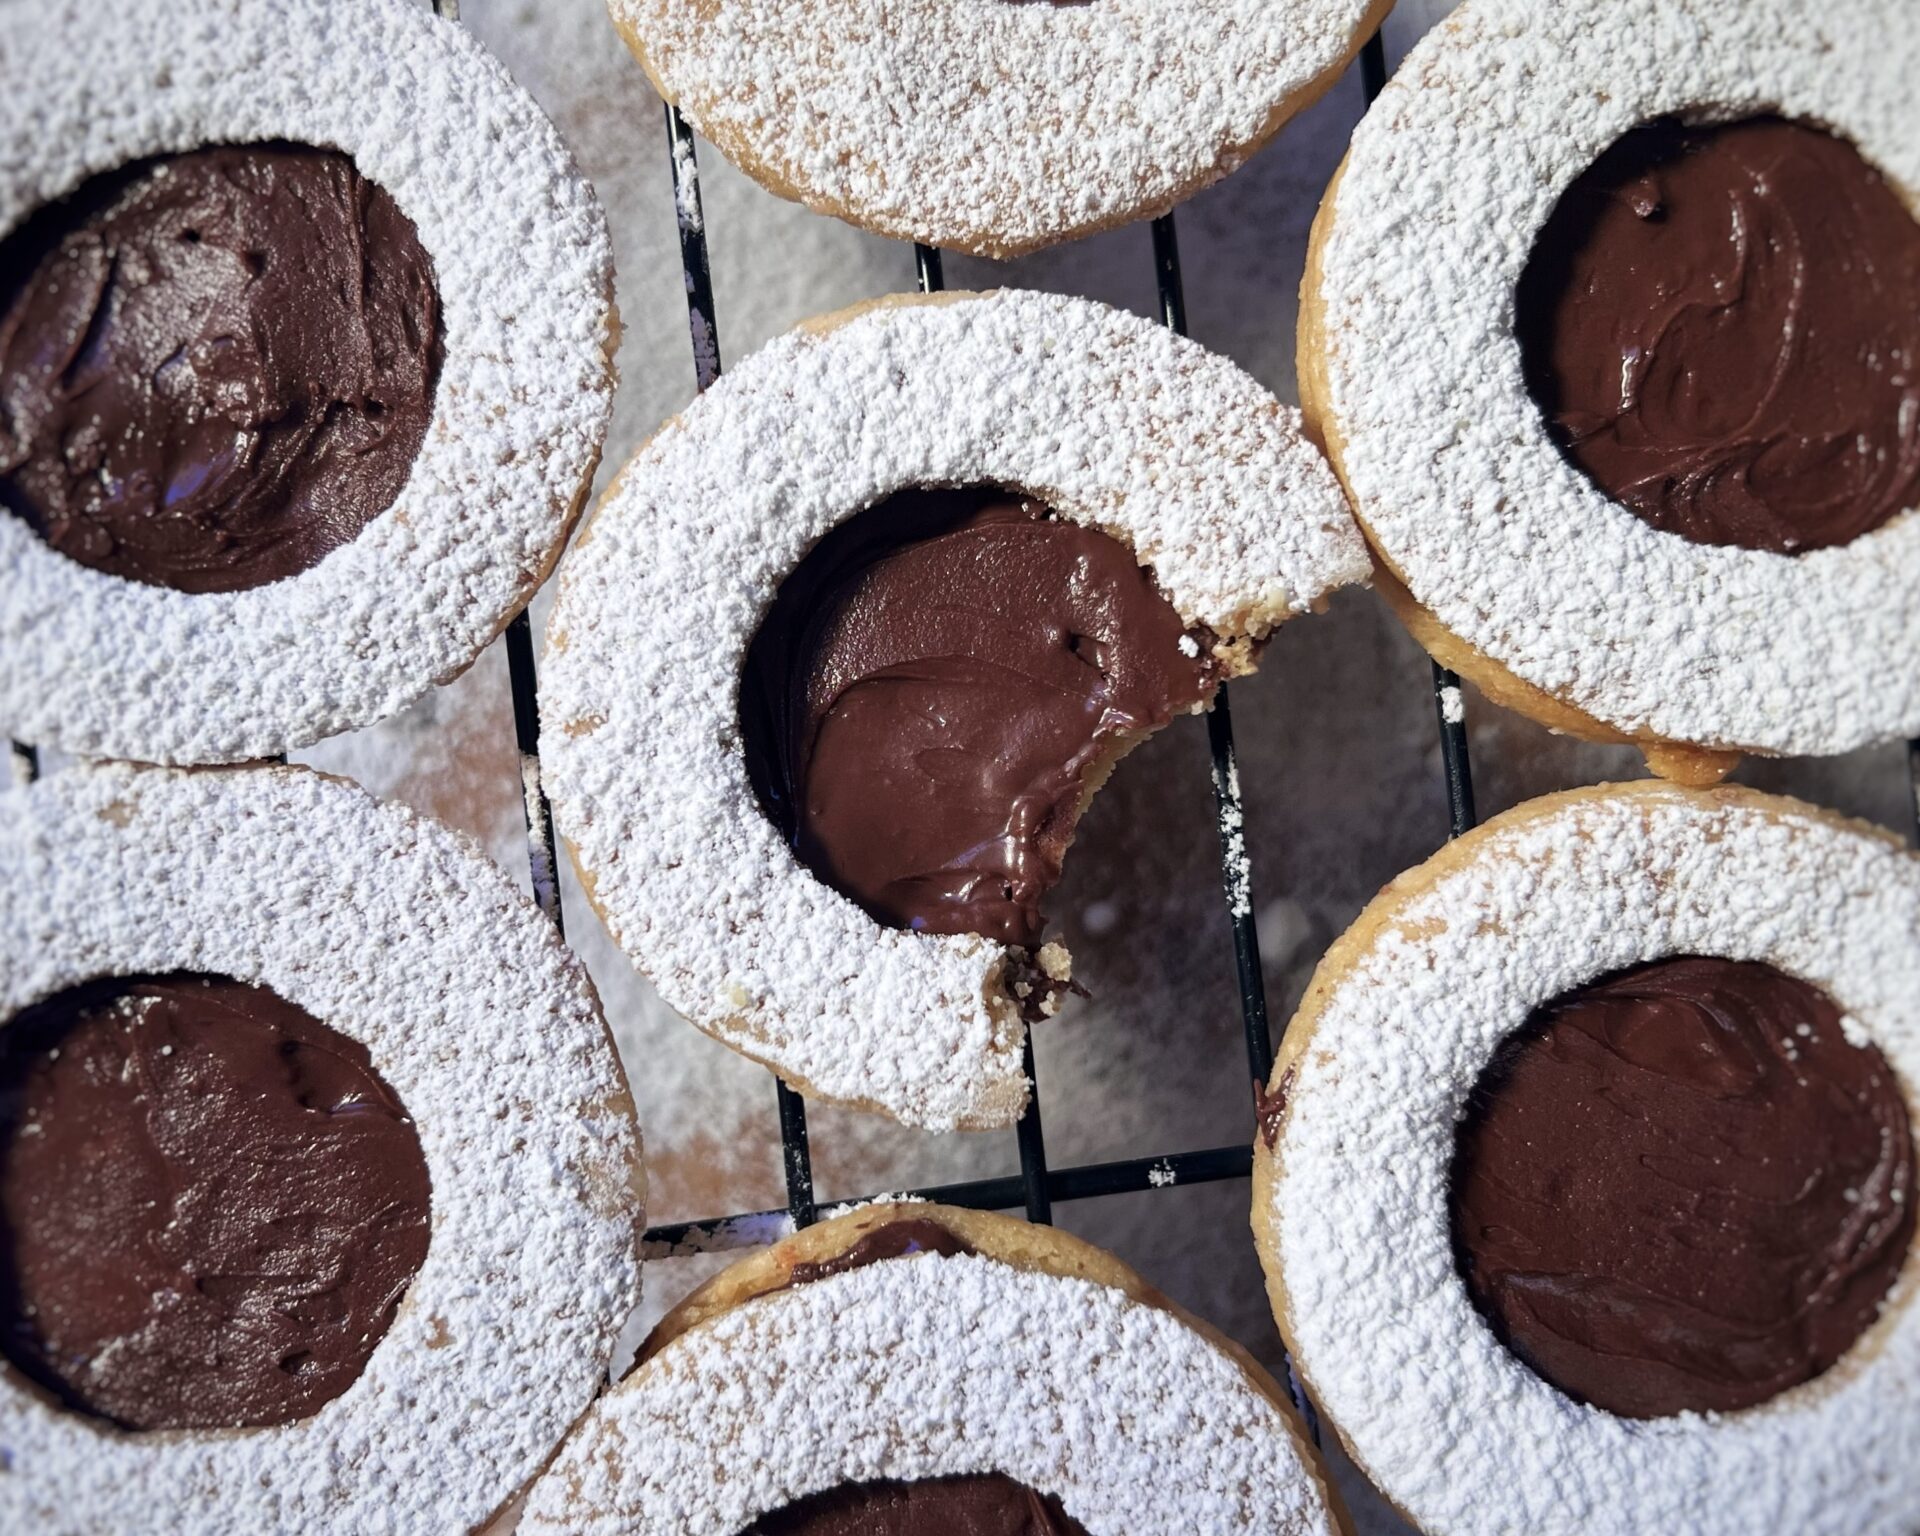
[542, 288, 1367, 1131]
[524, 1200, 1350, 1535]
[1298, 0, 1920, 784]
[0, 762, 645, 1536]
[1252, 782, 1920, 1536]
[606, 0, 1392, 258]
[0, 0, 617, 765]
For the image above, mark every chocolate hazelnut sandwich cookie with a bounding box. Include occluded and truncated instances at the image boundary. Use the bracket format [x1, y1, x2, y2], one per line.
[0, 0, 617, 765]
[1253, 783, 1920, 1536]
[524, 1201, 1349, 1535]
[543, 289, 1365, 1131]
[1299, 0, 1920, 783]
[0, 763, 644, 1535]
[607, 0, 1390, 258]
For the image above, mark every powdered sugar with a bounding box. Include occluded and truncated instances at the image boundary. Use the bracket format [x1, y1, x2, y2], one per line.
[542, 290, 1364, 1130]
[0, 0, 616, 765]
[524, 1248, 1342, 1534]
[1311, 0, 1920, 757]
[1258, 784, 1920, 1536]
[0, 763, 644, 1535]
[610, 0, 1387, 257]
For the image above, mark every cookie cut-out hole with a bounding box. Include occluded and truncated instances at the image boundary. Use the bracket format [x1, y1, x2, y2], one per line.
[0, 142, 444, 593]
[746, 1474, 1088, 1535]
[0, 973, 431, 1432]
[1516, 116, 1920, 555]
[740, 484, 1217, 948]
[1450, 955, 1914, 1419]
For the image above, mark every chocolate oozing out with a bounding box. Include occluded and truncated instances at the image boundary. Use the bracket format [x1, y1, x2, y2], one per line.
[745, 1475, 1089, 1536]
[1516, 116, 1920, 554]
[783, 1217, 977, 1288]
[1451, 956, 1916, 1420]
[0, 143, 442, 593]
[0, 974, 432, 1432]
[742, 486, 1218, 949]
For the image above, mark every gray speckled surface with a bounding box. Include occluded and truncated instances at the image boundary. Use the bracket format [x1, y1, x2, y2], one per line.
[292, 2, 1916, 1529]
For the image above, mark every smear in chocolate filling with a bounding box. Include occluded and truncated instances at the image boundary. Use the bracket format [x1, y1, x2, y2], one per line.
[1518, 116, 1920, 554]
[742, 485, 1218, 951]
[0, 143, 442, 593]
[0, 974, 431, 1431]
[1451, 956, 1915, 1419]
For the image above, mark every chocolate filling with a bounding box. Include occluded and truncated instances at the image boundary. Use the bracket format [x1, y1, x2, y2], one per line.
[742, 486, 1218, 949]
[0, 143, 442, 593]
[783, 1217, 977, 1287]
[745, 1475, 1088, 1535]
[1452, 956, 1915, 1419]
[0, 974, 432, 1431]
[1517, 116, 1920, 554]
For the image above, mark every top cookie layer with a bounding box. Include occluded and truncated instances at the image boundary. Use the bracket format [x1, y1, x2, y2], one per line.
[610, 0, 1387, 257]
[0, 0, 616, 764]
[1306, 0, 1920, 757]
[524, 1205, 1343, 1534]
[542, 290, 1364, 1131]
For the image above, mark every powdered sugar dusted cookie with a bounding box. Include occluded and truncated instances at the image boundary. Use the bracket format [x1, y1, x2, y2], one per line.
[0, 0, 616, 764]
[543, 289, 1365, 1131]
[1253, 783, 1920, 1536]
[0, 762, 644, 1535]
[524, 1202, 1348, 1535]
[608, 0, 1391, 258]
[1300, 0, 1920, 778]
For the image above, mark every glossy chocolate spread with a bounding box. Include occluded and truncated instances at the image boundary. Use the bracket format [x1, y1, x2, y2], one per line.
[742, 486, 1217, 948]
[1452, 956, 1915, 1419]
[0, 143, 441, 592]
[1518, 117, 1920, 554]
[0, 974, 431, 1431]
[746, 1475, 1089, 1536]
[783, 1217, 977, 1287]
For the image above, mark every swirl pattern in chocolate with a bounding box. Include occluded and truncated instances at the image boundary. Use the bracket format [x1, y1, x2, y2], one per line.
[742, 486, 1217, 948]
[1517, 117, 1920, 554]
[0, 143, 441, 593]
[1451, 955, 1915, 1420]
[747, 1475, 1088, 1536]
[0, 974, 431, 1431]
